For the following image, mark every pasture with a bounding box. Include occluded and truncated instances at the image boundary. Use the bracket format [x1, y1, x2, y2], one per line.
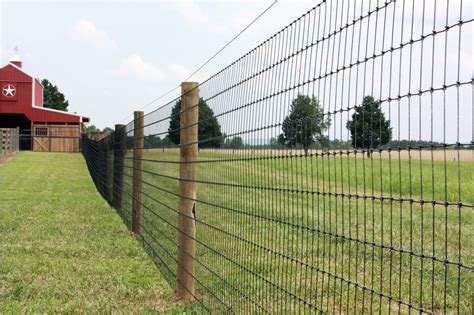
[120, 149, 473, 313]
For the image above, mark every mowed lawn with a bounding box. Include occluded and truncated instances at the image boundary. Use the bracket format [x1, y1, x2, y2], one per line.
[0, 152, 182, 313]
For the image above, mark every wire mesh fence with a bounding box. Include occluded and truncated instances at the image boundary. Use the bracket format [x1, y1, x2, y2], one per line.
[82, 0, 473, 313]
[1, 128, 20, 163]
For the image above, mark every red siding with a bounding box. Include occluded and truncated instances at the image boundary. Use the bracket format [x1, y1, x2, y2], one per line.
[0, 63, 84, 124]
[34, 79, 43, 106]
[0, 64, 30, 81]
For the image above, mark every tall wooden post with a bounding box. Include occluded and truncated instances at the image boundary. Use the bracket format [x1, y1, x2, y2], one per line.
[176, 82, 199, 300]
[132, 111, 144, 235]
[113, 124, 126, 210]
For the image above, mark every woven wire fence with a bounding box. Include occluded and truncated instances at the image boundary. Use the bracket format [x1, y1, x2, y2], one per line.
[83, 0, 473, 313]
[1, 128, 19, 155]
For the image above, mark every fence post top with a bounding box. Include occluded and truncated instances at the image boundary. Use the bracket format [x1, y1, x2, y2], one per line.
[115, 124, 125, 130]
[181, 82, 199, 91]
[134, 111, 144, 118]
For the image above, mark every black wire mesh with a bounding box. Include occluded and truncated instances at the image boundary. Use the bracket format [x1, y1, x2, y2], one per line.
[83, 0, 473, 313]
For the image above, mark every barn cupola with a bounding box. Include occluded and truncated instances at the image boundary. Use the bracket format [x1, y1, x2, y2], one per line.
[9, 54, 23, 68]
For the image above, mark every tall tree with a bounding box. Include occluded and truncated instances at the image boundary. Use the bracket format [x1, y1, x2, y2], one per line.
[84, 125, 102, 140]
[85, 125, 101, 134]
[42, 79, 69, 112]
[224, 136, 244, 149]
[346, 95, 392, 156]
[168, 98, 223, 148]
[102, 127, 114, 135]
[144, 135, 162, 148]
[278, 94, 330, 154]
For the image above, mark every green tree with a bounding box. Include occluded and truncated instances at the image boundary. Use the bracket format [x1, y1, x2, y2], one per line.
[225, 136, 244, 149]
[84, 125, 102, 140]
[42, 79, 69, 112]
[85, 125, 101, 134]
[168, 98, 223, 148]
[346, 95, 392, 157]
[269, 137, 278, 148]
[279, 94, 330, 154]
[144, 135, 162, 148]
[161, 136, 173, 147]
[102, 127, 114, 135]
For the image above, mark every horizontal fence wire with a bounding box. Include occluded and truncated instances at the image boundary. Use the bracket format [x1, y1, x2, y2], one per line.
[82, 0, 473, 313]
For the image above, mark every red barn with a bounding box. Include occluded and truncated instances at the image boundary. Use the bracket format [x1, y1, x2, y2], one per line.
[0, 54, 89, 152]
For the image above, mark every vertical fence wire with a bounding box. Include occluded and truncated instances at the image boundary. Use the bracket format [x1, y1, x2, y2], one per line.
[0, 128, 20, 163]
[82, 0, 473, 313]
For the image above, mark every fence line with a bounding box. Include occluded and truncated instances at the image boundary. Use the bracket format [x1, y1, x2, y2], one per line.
[1, 128, 20, 164]
[83, 0, 473, 313]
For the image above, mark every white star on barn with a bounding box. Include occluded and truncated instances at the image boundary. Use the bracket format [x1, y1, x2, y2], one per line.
[3, 85, 16, 97]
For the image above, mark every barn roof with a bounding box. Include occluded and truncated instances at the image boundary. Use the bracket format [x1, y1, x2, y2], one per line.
[31, 105, 90, 123]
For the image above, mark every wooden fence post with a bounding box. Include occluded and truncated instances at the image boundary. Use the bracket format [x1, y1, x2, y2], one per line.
[113, 124, 126, 210]
[132, 111, 144, 235]
[177, 82, 199, 300]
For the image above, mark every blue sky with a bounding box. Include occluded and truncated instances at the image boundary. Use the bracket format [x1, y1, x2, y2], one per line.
[0, 0, 316, 128]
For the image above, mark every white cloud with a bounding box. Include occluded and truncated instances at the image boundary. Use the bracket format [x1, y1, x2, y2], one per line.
[169, 63, 205, 82]
[115, 54, 165, 82]
[168, 63, 191, 78]
[173, 0, 208, 23]
[72, 19, 117, 50]
[231, 13, 255, 32]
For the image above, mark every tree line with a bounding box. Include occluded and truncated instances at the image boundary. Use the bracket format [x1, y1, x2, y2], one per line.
[141, 94, 393, 156]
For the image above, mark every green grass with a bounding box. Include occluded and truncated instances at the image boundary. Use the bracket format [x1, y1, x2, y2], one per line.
[0, 152, 187, 313]
[122, 149, 473, 313]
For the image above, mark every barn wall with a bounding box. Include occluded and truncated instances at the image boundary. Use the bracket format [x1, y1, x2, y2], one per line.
[1, 64, 83, 124]
[32, 124, 81, 152]
[34, 79, 43, 106]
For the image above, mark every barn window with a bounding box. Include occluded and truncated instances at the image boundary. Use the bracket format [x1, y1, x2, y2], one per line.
[35, 127, 48, 136]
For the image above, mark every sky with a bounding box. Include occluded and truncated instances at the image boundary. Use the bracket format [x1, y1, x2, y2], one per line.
[0, 0, 472, 144]
[0, 0, 319, 129]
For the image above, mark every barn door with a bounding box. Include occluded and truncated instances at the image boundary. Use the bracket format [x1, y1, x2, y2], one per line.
[33, 139, 50, 151]
[32, 125, 81, 152]
[32, 126, 50, 152]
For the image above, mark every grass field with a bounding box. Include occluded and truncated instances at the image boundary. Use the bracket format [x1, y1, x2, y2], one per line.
[119, 149, 473, 313]
[0, 152, 186, 313]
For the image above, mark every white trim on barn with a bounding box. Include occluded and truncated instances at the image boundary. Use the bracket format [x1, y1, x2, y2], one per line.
[31, 105, 84, 119]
